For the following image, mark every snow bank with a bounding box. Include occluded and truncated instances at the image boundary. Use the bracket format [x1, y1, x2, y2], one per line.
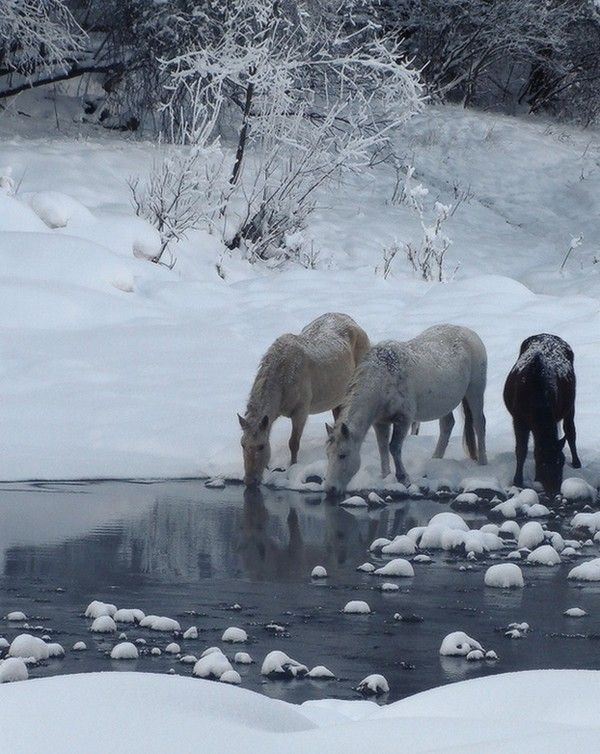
[0, 657, 28, 683]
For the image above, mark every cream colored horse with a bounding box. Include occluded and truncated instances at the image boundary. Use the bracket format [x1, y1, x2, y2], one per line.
[239, 313, 370, 486]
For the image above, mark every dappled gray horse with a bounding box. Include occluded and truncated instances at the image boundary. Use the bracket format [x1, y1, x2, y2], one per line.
[325, 324, 488, 496]
[239, 312, 370, 486]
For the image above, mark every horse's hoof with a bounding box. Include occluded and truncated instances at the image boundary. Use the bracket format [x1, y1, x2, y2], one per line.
[572, 460, 582, 469]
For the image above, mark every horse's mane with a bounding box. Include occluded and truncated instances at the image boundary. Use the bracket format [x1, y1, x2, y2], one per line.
[245, 336, 294, 419]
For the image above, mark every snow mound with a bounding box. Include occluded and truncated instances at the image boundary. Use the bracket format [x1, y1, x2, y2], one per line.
[24, 191, 93, 229]
[139, 615, 180, 632]
[419, 512, 469, 549]
[356, 674, 389, 696]
[356, 562, 375, 573]
[193, 650, 233, 680]
[46, 643, 65, 658]
[0, 657, 28, 684]
[113, 608, 145, 624]
[499, 521, 520, 539]
[234, 652, 253, 665]
[439, 631, 483, 657]
[183, 626, 198, 640]
[564, 607, 588, 618]
[562, 478, 596, 504]
[165, 643, 180, 654]
[110, 642, 139, 660]
[381, 535, 416, 556]
[459, 477, 504, 499]
[570, 511, 600, 535]
[179, 655, 198, 665]
[374, 559, 414, 578]
[307, 665, 335, 679]
[0, 638, 9, 650]
[72, 642, 87, 651]
[222, 627, 248, 643]
[261, 650, 308, 678]
[568, 558, 600, 581]
[517, 521, 545, 550]
[339, 495, 368, 508]
[90, 616, 117, 633]
[220, 670, 242, 685]
[485, 563, 524, 588]
[6, 611, 27, 622]
[526, 503, 551, 518]
[380, 582, 400, 592]
[369, 538, 391, 552]
[343, 600, 371, 614]
[8, 634, 50, 662]
[527, 545, 561, 566]
[311, 565, 328, 579]
[85, 601, 117, 619]
[0, 194, 48, 232]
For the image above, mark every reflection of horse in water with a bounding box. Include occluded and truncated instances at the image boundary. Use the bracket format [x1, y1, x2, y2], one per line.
[238, 488, 367, 580]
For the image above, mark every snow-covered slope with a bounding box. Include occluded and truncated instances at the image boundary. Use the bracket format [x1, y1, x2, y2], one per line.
[0, 670, 599, 753]
[1, 105, 599, 485]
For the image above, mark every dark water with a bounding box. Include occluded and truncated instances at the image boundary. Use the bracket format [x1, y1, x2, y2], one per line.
[1, 480, 600, 704]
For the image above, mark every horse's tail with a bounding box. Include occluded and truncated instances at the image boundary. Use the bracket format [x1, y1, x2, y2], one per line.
[462, 398, 477, 461]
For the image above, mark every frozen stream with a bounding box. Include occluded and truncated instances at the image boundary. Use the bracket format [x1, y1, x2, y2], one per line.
[1, 480, 599, 703]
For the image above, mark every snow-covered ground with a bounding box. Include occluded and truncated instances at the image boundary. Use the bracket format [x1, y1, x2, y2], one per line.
[1, 101, 600, 490]
[1, 669, 600, 753]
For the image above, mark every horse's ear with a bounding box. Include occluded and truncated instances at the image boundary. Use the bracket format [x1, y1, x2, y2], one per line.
[238, 413, 248, 430]
[325, 423, 334, 438]
[259, 415, 269, 431]
[558, 436, 567, 450]
[341, 422, 350, 439]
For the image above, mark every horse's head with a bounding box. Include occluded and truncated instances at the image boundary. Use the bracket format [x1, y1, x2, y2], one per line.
[324, 421, 361, 498]
[238, 413, 271, 486]
[535, 436, 566, 498]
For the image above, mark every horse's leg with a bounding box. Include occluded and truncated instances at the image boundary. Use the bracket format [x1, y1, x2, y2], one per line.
[289, 408, 308, 466]
[411, 422, 420, 435]
[513, 418, 529, 487]
[432, 412, 455, 459]
[464, 384, 488, 465]
[563, 410, 581, 468]
[374, 422, 391, 477]
[332, 406, 342, 422]
[389, 419, 411, 484]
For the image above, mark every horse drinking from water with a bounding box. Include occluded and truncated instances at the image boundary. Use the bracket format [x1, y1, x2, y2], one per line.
[503, 333, 581, 497]
[239, 313, 370, 486]
[324, 324, 488, 497]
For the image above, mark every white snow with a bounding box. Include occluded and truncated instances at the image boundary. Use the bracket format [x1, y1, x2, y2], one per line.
[380, 582, 400, 592]
[113, 608, 145, 624]
[568, 558, 600, 582]
[90, 616, 117, 633]
[381, 535, 416, 556]
[339, 495, 368, 508]
[307, 666, 335, 679]
[193, 650, 233, 680]
[220, 670, 242, 685]
[183, 626, 199, 640]
[311, 565, 328, 579]
[564, 608, 588, 618]
[151, 648, 162, 656]
[439, 631, 483, 657]
[46, 643, 65, 658]
[526, 503, 551, 518]
[261, 651, 308, 678]
[356, 562, 376, 573]
[356, 674, 389, 696]
[139, 615, 181, 632]
[369, 538, 392, 552]
[0, 638, 9, 650]
[5, 611, 27, 622]
[413, 554, 432, 563]
[570, 511, 600, 535]
[165, 643, 181, 654]
[561, 478, 596, 504]
[0, 657, 28, 684]
[419, 512, 469, 549]
[179, 655, 198, 664]
[85, 601, 117, 619]
[526, 545, 561, 566]
[72, 641, 87, 651]
[222, 627, 248, 643]
[374, 558, 415, 577]
[8, 634, 50, 662]
[499, 521, 520, 539]
[234, 652, 253, 665]
[484, 564, 524, 589]
[110, 642, 139, 660]
[517, 522, 545, 550]
[343, 600, 372, 614]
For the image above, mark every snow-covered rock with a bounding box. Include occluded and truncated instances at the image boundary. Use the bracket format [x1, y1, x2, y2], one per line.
[85, 601, 117, 619]
[222, 627, 248, 643]
[8, 634, 50, 662]
[527, 545, 561, 566]
[151, 648, 161, 656]
[307, 665, 335, 679]
[0, 657, 28, 683]
[90, 616, 117, 633]
[72, 641, 87, 651]
[381, 535, 416, 556]
[460, 477, 504, 500]
[234, 652, 253, 665]
[339, 495, 368, 508]
[380, 582, 400, 592]
[562, 478, 596, 504]
[570, 511, 600, 535]
[311, 565, 328, 579]
[526, 503, 551, 518]
[564, 607, 588, 618]
[374, 558, 414, 578]
[165, 643, 181, 654]
[183, 626, 198, 640]
[193, 650, 233, 680]
[439, 631, 483, 657]
[466, 649, 485, 661]
[220, 670, 242, 685]
[356, 674, 389, 696]
[369, 538, 392, 552]
[260, 651, 307, 678]
[484, 563, 524, 588]
[517, 521, 545, 550]
[113, 608, 145, 624]
[343, 600, 371, 614]
[413, 554, 432, 563]
[419, 512, 469, 549]
[356, 562, 375, 573]
[179, 655, 198, 664]
[139, 615, 180, 632]
[0, 637, 10, 650]
[6, 611, 27, 622]
[46, 643, 65, 658]
[499, 521, 521, 539]
[568, 558, 600, 581]
[110, 642, 139, 660]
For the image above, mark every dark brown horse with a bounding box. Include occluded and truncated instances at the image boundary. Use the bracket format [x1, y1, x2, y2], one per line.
[503, 333, 581, 497]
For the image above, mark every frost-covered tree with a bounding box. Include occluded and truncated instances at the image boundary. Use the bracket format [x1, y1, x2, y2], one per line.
[159, 0, 423, 260]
